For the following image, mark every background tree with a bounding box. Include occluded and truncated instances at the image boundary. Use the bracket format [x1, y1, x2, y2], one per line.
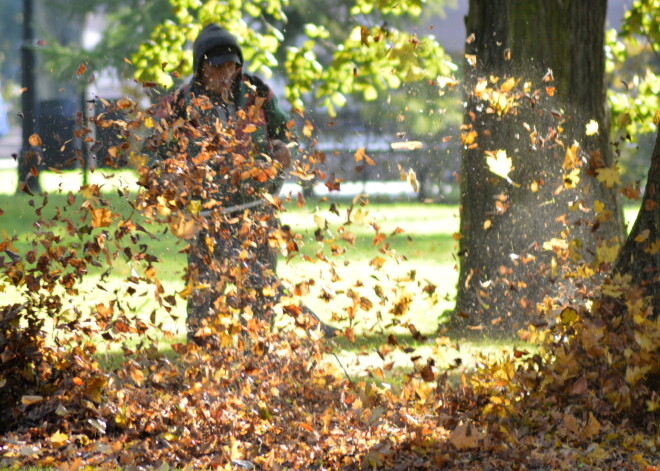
[454, 0, 624, 332]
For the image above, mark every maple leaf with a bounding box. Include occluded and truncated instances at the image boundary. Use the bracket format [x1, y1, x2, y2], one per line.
[595, 165, 621, 188]
[49, 430, 69, 448]
[89, 206, 113, 228]
[485, 149, 520, 187]
[585, 119, 599, 136]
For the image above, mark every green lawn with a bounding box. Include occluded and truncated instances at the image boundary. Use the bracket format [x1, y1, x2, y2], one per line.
[0, 168, 644, 381]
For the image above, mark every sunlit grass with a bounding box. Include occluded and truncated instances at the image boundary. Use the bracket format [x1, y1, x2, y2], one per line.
[0, 168, 645, 381]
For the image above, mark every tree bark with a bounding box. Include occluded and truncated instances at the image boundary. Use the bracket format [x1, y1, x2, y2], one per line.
[613, 128, 660, 314]
[454, 0, 623, 333]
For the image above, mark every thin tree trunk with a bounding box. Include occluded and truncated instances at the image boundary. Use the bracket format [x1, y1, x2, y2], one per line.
[454, 0, 623, 333]
[613, 129, 660, 314]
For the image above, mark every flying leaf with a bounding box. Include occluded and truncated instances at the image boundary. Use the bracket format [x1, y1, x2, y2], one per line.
[407, 168, 419, 192]
[485, 149, 519, 187]
[585, 119, 599, 136]
[84, 376, 108, 403]
[28, 133, 42, 147]
[90, 207, 113, 228]
[595, 166, 621, 188]
[391, 141, 423, 150]
[21, 395, 43, 406]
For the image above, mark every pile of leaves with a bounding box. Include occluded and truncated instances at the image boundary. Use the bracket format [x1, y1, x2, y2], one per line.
[1, 299, 657, 470]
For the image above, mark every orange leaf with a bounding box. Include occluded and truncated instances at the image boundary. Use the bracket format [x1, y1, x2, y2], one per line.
[28, 133, 42, 147]
[89, 206, 113, 228]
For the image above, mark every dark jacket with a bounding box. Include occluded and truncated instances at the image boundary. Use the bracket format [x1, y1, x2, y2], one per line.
[149, 24, 292, 209]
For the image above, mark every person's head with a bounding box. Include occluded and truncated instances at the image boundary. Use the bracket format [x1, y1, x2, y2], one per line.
[199, 50, 240, 96]
[192, 24, 244, 97]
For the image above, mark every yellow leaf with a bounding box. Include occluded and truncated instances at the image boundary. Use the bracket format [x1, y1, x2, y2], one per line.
[186, 200, 202, 215]
[84, 376, 108, 403]
[563, 141, 580, 169]
[128, 152, 149, 168]
[585, 119, 599, 136]
[49, 430, 68, 447]
[634, 229, 650, 243]
[543, 238, 569, 251]
[21, 395, 43, 406]
[582, 412, 601, 439]
[563, 167, 581, 188]
[617, 112, 632, 127]
[653, 109, 660, 126]
[560, 307, 578, 325]
[461, 130, 477, 146]
[596, 240, 620, 264]
[625, 365, 651, 385]
[645, 239, 660, 255]
[391, 141, 423, 150]
[500, 76, 516, 92]
[595, 166, 621, 188]
[485, 149, 513, 180]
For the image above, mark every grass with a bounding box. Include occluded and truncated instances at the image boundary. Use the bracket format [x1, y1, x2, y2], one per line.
[0, 168, 644, 380]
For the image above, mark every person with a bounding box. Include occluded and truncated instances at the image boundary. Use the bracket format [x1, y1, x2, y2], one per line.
[145, 24, 333, 343]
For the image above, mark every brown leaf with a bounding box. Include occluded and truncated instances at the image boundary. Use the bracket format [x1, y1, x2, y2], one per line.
[570, 375, 588, 395]
[449, 421, 484, 449]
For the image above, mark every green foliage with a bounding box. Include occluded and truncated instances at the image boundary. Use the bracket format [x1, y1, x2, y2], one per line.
[128, 0, 455, 115]
[607, 0, 660, 137]
[37, 0, 173, 83]
[132, 0, 289, 88]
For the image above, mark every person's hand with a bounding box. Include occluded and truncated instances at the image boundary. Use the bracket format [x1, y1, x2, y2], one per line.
[271, 139, 292, 169]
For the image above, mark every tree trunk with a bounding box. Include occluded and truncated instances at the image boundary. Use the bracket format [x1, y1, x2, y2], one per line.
[613, 129, 660, 314]
[454, 0, 623, 333]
